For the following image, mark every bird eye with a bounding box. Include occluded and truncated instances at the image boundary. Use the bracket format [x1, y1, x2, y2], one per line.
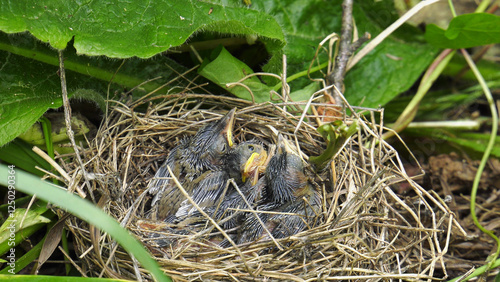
[248, 145, 255, 151]
[220, 143, 227, 153]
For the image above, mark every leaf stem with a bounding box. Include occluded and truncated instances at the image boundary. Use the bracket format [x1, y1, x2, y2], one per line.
[461, 48, 500, 270]
[447, 0, 457, 17]
[0, 41, 157, 92]
[383, 49, 455, 139]
[447, 257, 500, 282]
[38, 117, 58, 185]
[402, 119, 482, 130]
[272, 61, 329, 92]
[475, 0, 492, 13]
[38, 117, 54, 161]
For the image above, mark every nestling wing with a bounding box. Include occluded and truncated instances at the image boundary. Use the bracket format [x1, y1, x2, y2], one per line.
[175, 170, 230, 218]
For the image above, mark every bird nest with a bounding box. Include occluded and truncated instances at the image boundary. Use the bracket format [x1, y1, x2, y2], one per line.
[58, 90, 462, 281]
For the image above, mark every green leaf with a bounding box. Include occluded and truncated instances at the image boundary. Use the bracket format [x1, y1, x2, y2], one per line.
[0, 199, 55, 256]
[0, 165, 171, 282]
[0, 209, 51, 246]
[441, 132, 500, 157]
[0, 196, 32, 213]
[290, 82, 320, 102]
[0, 1, 284, 59]
[0, 223, 47, 257]
[198, 46, 274, 103]
[405, 128, 500, 158]
[425, 13, 500, 49]
[0, 237, 44, 274]
[248, 0, 347, 85]
[0, 139, 52, 177]
[345, 39, 438, 108]
[0, 274, 132, 281]
[248, 0, 437, 108]
[310, 120, 359, 169]
[0, 32, 194, 146]
[0, 56, 63, 146]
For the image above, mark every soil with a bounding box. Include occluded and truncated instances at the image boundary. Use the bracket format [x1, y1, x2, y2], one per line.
[419, 152, 500, 277]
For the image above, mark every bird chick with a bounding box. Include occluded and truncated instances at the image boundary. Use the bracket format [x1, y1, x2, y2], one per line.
[238, 134, 321, 244]
[175, 141, 268, 220]
[208, 156, 269, 230]
[148, 109, 236, 220]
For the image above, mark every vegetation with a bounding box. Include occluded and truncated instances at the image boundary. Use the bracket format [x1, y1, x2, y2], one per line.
[0, 0, 499, 281]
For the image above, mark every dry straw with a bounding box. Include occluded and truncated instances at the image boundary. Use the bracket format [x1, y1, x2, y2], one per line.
[57, 85, 463, 281]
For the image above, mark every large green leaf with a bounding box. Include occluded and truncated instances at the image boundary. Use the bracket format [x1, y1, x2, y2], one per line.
[198, 46, 274, 103]
[247, 0, 438, 108]
[0, 32, 193, 146]
[345, 39, 437, 107]
[425, 13, 500, 49]
[0, 49, 63, 146]
[0, 0, 284, 58]
[0, 1, 285, 146]
[247, 0, 347, 82]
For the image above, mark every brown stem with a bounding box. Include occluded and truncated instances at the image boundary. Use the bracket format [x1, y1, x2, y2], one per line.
[58, 50, 92, 196]
[328, 0, 354, 99]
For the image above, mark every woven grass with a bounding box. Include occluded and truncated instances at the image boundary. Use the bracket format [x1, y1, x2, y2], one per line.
[58, 87, 462, 281]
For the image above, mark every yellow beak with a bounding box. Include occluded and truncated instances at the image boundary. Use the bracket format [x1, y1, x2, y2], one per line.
[222, 108, 236, 147]
[242, 152, 259, 183]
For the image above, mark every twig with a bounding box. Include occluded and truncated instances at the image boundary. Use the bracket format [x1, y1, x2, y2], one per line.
[327, 0, 354, 98]
[347, 0, 441, 70]
[326, 0, 370, 108]
[58, 51, 92, 193]
[58, 246, 88, 277]
[32, 146, 71, 182]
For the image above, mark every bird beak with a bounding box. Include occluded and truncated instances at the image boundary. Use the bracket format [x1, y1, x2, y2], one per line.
[242, 152, 259, 183]
[221, 108, 236, 147]
[250, 169, 260, 186]
[242, 150, 268, 184]
[277, 134, 298, 156]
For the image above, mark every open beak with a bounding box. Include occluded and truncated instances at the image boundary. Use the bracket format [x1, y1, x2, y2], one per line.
[221, 108, 236, 147]
[242, 150, 268, 185]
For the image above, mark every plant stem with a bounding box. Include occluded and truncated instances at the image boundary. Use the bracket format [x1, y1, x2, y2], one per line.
[272, 61, 329, 91]
[328, 0, 354, 97]
[462, 48, 500, 270]
[447, 0, 457, 17]
[383, 49, 456, 139]
[0, 41, 157, 92]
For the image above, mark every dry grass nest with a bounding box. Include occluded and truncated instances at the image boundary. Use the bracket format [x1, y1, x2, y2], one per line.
[58, 90, 464, 281]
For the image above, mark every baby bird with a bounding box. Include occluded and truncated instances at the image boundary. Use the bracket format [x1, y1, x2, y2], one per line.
[204, 150, 269, 230]
[175, 141, 268, 220]
[148, 109, 236, 220]
[238, 134, 321, 244]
